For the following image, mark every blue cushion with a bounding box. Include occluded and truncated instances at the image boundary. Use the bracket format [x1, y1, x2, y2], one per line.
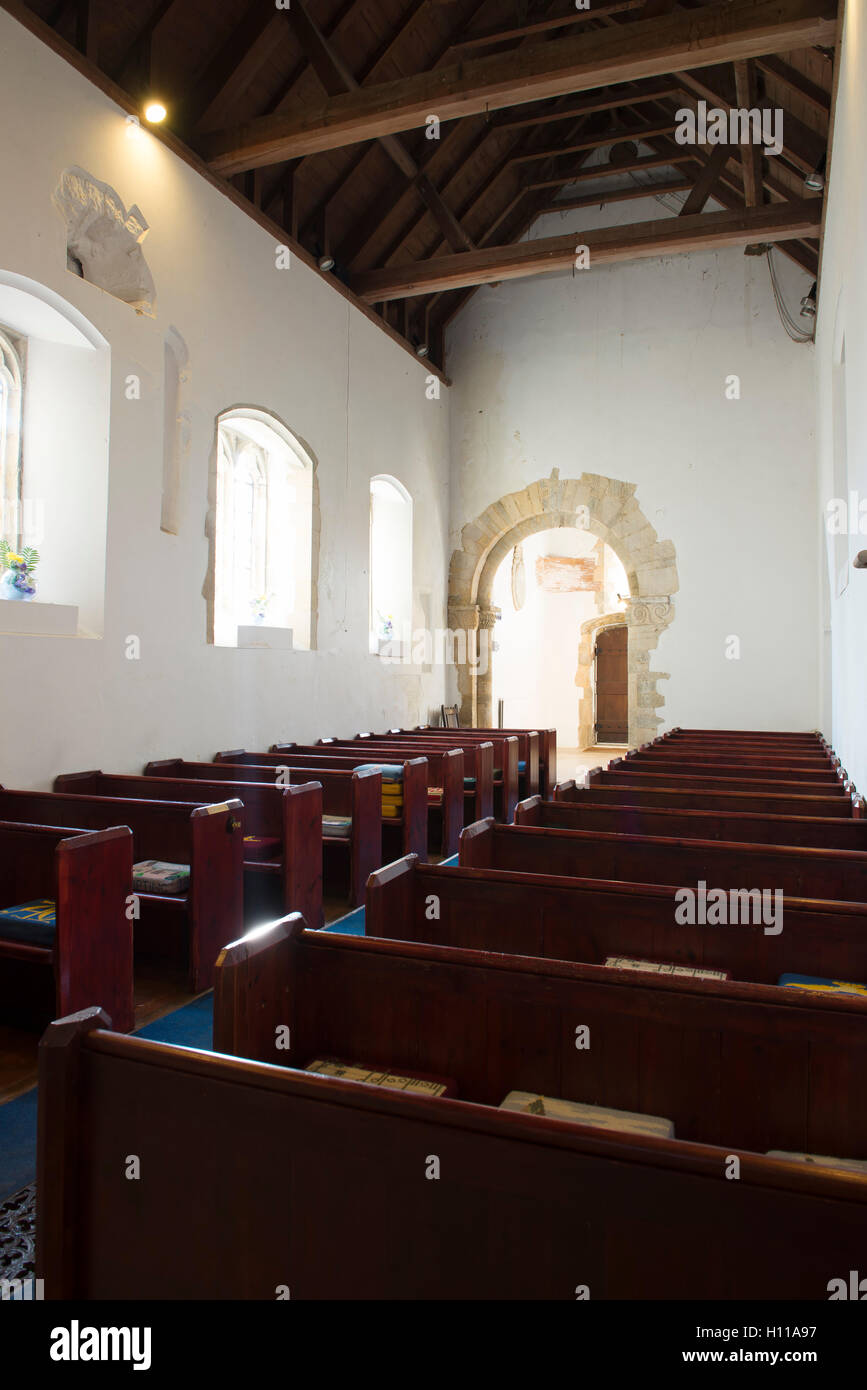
[463, 776, 476, 788]
[354, 763, 403, 783]
[778, 973, 867, 999]
[518, 760, 526, 774]
[0, 899, 56, 949]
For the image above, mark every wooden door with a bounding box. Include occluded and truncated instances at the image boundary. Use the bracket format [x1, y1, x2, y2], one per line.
[595, 626, 628, 743]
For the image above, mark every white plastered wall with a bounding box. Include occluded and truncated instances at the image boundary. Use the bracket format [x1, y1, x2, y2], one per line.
[0, 9, 450, 789]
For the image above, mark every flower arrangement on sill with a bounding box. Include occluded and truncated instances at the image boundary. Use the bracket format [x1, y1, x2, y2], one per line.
[0, 541, 39, 602]
[249, 591, 275, 625]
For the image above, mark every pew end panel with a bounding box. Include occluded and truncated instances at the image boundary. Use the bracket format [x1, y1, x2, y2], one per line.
[56, 827, 135, 1032]
[439, 747, 464, 858]
[366, 854, 418, 941]
[351, 769, 382, 908]
[459, 818, 495, 870]
[213, 913, 306, 1062]
[188, 800, 246, 992]
[400, 757, 429, 863]
[283, 782, 323, 929]
[143, 758, 184, 777]
[515, 796, 543, 826]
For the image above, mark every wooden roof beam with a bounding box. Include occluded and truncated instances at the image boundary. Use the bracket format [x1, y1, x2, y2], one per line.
[204, 0, 839, 174]
[352, 199, 822, 301]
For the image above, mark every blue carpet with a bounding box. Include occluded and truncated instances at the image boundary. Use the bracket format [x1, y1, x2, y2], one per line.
[0, 1086, 38, 1203]
[134, 991, 214, 1049]
[322, 905, 366, 935]
[0, 995, 217, 1199]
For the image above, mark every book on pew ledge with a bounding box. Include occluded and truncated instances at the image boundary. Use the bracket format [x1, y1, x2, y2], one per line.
[499, 1091, 674, 1140]
[242, 835, 282, 862]
[132, 860, 190, 894]
[304, 1058, 456, 1098]
[766, 1150, 867, 1176]
[0, 898, 56, 948]
[321, 815, 352, 839]
[777, 973, 867, 999]
[604, 955, 729, 982]
[427, 786, 444, 805]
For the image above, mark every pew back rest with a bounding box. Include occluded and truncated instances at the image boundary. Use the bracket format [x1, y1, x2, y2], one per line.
[214, 917, 867, 1161]
[57, 770, 286, 838]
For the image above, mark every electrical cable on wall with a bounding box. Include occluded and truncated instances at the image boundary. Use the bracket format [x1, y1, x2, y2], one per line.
[767, 247, 815, 343]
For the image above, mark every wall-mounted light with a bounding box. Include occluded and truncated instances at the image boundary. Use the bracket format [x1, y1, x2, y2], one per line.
[854, 552, 867, 569]
[144, 101, 167, 124]
[415, 342, 430, 358]
[804, 153, 826, 193]
[800, 281, 817, 319]
[318, 254, 335, 272]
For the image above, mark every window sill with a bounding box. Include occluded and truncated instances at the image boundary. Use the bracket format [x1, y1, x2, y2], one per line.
[237, 624, 294, 650]
[0, 599, 79, 636]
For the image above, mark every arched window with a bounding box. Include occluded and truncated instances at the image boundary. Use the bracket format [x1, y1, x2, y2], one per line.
[0, 325, 24, 547]
[369, 475, 413, 654]
[213, 408, 314, 648]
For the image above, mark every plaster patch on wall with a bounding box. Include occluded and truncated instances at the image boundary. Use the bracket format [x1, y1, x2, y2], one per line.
[52, 167, 156, 316]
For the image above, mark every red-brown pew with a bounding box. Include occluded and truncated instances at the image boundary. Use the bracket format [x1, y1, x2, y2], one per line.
[216, 748, 437, 861]
[365, 854, 867, 987]
[515, 793, 867, 851]
[54, 770, 322, 930]
[459, 817, 867, 902]
[555, 777, 855, 818]
[36, 994, 867, 1299]
[145, 758, 380, 909]
[0, 787, 243, 991]
[0, 822, 133, 1032]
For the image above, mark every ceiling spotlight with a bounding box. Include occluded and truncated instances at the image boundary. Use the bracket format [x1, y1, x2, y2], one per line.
[800, 281, 817, 319]
[144, 101, 167, 124]
[318, 254, 335, 272]
[804, 153, 826, 193]
[415, 342, 430, 358]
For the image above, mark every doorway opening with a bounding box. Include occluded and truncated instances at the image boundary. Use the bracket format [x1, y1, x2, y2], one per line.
[594, 625, 628, 744]
[490, 526, 629, 749]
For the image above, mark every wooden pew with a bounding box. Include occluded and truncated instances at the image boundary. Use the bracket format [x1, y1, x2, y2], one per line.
[221, 746, 457, 858]
[0, 822, 133, 1031]
[663, 727, 828, 745]
[311, 736, 494, 826]
[366, 854, 867, 989]
[410, 726, 542, 799]
[418, 724, 556, 798]
[145, 758, 380, 909]
[54, 770, 322, 931]
[459, 818, 867, 902]
[0, 787, 243, 991]
[38, 999, 867, 1300]
[554, 777, 855, 818]
[515, 794, 867, 851]
[589, 765, 851, 799]
[363, 729, 520, 821]
[623, 751, 842, 782]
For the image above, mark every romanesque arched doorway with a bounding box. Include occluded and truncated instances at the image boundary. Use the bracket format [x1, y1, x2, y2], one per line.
[447, 470, 678, 746]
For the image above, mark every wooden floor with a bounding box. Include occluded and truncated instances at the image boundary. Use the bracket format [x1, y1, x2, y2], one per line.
[0, 893, 355, 1105]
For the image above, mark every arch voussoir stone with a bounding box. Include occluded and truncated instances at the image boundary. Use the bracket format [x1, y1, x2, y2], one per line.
[448, 471, 678, 742]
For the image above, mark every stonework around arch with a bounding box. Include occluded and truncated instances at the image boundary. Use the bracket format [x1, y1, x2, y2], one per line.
[448, 470, 678, 745]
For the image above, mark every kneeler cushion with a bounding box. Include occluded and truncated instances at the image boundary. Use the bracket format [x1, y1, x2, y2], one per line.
[322, 815, 352, 839]
[354, 763, 404, 783]
[778, 973, 867, 998]
[0, 899, 56, 949]
[133, 860, 190, 894]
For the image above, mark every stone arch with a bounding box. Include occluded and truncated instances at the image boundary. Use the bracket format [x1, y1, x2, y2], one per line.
[448, 470, 678, 744]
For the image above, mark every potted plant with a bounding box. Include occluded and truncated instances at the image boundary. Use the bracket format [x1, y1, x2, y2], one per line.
[0, 541, 39, 601]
